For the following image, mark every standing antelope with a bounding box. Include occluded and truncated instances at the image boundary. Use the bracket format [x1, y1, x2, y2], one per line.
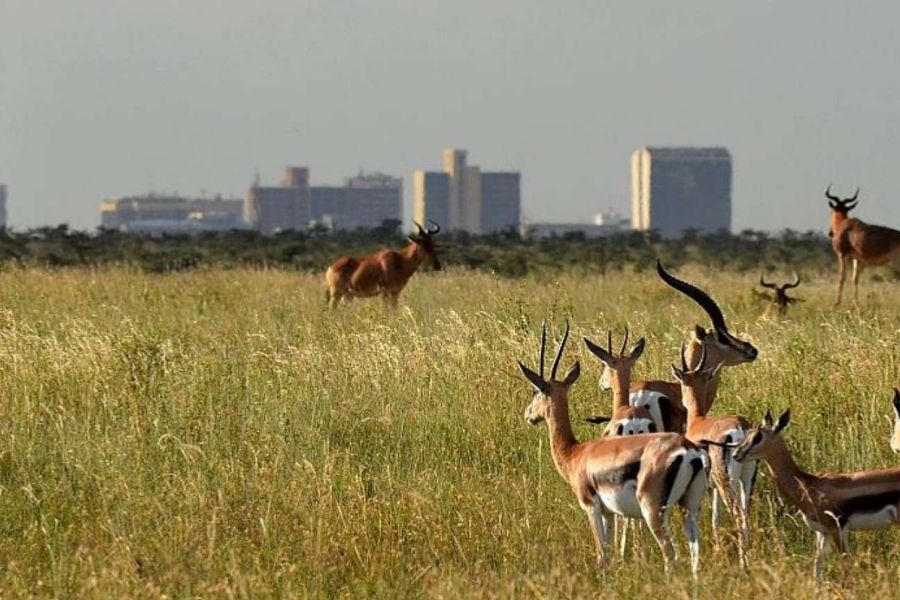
[890, 388, 900, 453]
[324, 221, 441, 308]
[517, 321, 710, 574]
[733, 408, 900, 578]
[672, 343, 757, 564]
[756, 272, 802, 317]
[826, 185, 900, 305]
[616, 261, 758, 433]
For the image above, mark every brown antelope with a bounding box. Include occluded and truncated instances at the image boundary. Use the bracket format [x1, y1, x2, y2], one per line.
[826, 185, 900, 305]
[672, 343, 757, 565]
[583, 329, 657, 435]
[324, 221, 441, 308]
[733, 408, 900, 578]
[756, 272, 802, 317]
[890, 388, 900, 453]
[605, 261, 758, 434]
[518, 321, 710, 574]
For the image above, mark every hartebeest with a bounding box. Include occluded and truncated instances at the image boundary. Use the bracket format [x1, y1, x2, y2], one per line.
[826, 185, 900, 305]
[325, 221, 441, 308]
[756, 272, 802, 317]
[733, 408, 900, 578]
[518, 321, 710, 574]
[890, 388, 900, 453]
[607, 261, 758, 434]
[672, 343, 757, 565]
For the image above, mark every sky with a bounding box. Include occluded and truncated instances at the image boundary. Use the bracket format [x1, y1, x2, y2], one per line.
[2, 1, 899, 232]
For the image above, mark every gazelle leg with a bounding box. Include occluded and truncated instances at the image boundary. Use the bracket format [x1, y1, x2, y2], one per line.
[711, 488, 723, 540]
[680, 470, 707, 577]
[588, 500, 612, 568]
[617, 515, 630, 558]
[851, 259, 862, 304]
[814, 531, 830, 580]
[738, 462, 758, 550]
[641, 506, 675, 573]
[835, 254, 846, 305]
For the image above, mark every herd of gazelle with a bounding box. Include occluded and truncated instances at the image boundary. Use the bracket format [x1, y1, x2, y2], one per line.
[322, 191, 900, 577]
[519, 263, 900, 578]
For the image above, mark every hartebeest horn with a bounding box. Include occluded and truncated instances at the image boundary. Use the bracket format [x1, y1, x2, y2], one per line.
[539, 321, 547, 379]
[759, 272, 777, 290]
[413, 221, 426, 237]
[782, 272, 801, 290]
[550, 319, 570, 380]
[844, 188, 860, 211]
[825, 184, 840, 202]
[657, 260, 730, 334]
[426, 220, 441, 235]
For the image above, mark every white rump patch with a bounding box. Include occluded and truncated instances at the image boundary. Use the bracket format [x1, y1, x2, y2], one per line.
[628, 390, 666, 432]
[610, 418, 654, 436]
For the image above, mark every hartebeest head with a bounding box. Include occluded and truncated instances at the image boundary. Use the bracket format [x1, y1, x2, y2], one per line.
[656, 260, 758, 367]
[518, 320, 581, 425]
[409, 220, 442, 271]
[825, 185, 859, 237]
[759, 272, 801, 314]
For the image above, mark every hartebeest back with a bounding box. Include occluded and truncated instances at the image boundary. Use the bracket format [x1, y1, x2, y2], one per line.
[325, 221, 441, 308]
[826, 186, 900, 304]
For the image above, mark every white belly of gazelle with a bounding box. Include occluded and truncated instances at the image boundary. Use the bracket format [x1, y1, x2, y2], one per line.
[598, 481, 643, 518]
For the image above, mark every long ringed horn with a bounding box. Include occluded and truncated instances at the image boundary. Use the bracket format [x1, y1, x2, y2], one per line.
[539, 321, 547, 379]
[550, 319, 570, 380]
[657, 260, 728, 332]
[680, 341, 688, 372]
[426, 219, 441, 235]
[607, 330, 613, 354]
[619, 328, 629, 356]
[759, 272, 777, 290]
[696, 342, 708, 371]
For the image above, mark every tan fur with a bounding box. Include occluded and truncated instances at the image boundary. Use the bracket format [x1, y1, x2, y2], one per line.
[829, 203, 900, 304]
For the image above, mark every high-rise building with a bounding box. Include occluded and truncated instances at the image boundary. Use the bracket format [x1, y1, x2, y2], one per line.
[100, 195, 244, 234]
[631, 147, 732, 238]
[414, 148, 521, 234]
[245, 166, 311, 234]
[0, 184, 6, 229]
[311, 170, 402, 231]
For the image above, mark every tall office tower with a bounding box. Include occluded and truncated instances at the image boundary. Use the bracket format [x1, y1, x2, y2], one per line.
[631, 147, 732, 239]
[415, 148, 521, 234]
[245, 166, 310, 234]
[310, 170, 402, 231]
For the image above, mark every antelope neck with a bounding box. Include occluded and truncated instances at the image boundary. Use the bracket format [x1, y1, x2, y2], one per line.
[762, 437, 813, 513]
[546, 398, 579, 479]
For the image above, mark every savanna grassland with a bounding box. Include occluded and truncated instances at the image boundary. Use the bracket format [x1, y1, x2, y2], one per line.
[0, 266, 898, 598]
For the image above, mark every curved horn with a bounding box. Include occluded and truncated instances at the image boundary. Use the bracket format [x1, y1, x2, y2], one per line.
[539, 321, 547, 379]
[619, 328, 629, 356]
[607, 331, 613, 354]
[426, 219, 441, 235]
[413, 221, 426, 236]
[657, 260, 728, 332]
[844, 199, 859, 212]
[680, 341, 688, 372]
[782, 272, 800, 290]
[550, 319, 570, 380]
[825, 185, 840, 202]
[759, 272, 777, 290]
[847, 187, 859, 202]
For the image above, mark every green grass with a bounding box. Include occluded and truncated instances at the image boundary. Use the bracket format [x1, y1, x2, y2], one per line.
[0, 266, 898, 598]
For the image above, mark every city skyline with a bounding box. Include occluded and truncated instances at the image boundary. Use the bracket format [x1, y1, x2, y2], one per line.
[3, 2, 900, 232]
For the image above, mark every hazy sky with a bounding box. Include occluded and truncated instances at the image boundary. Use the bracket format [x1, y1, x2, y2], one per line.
[2, 1, 899, 231]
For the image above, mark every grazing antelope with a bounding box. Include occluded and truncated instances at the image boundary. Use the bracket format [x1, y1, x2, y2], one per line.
[324, 221, 441, 308]
[583, 329, 658, 435]
[733, 408, 900, 578]
[826, 185, 900, 305]
[518, 321, 710, 574]
[613, 261, 758, 434]
[672, 343, 757, 564]
[890, 388, 900, 453]
[755, 272, 802, 317]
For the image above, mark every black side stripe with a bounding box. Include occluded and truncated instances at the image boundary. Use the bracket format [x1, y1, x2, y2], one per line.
[661, 455, 685, 511]
[658, 396, 672, 431]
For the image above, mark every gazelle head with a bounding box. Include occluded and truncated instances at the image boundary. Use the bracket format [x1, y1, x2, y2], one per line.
[409, 220, 442, 270]
[670, 342, 724, 400]
[759, 272, 801, 314]
[890, 388, 900, 454]
[518, 320, 581, 425]
[732, 409, 791, 463]
[825, 185, 859, 237]
[657, 260, 758, 367]
[583, 328, 646, 391]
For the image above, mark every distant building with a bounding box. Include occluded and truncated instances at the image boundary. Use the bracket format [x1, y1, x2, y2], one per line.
[310, 170, 402, 231]
[631, 147, 732, 238]
[100, 194, 244, 234]
[0, 184, 6, 229]
[522, 222, 624, 239]
[245, 167, 311, 234]
[414, 148, 521, 234]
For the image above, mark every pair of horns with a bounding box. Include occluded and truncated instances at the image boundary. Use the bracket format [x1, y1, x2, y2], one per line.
[825, 185, 859, 211]
[760, 272, 800, 291]
[537, 320, 570, 381]
[657, 260, 729, 334]
[413, 220, 441, 236]
[677, 340, 708, 373]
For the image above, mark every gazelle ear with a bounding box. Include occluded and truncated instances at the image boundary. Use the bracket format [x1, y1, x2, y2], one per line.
[773, 408, 791, 434]
[583, 337, 613, 364]
[629, 338, 646, 361]
[518, 362, 550, 395]
[563, 362, 581, 387]
[762, 410, 774, 428]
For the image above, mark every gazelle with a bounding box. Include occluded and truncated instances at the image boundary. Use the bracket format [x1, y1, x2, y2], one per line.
[890, 388, 900, 453]
[826, 185, 900, 305]
[615, 261, 758, 432]
[756, 272, 802, 317]
[733, 408, 900, 578]
[517, 321, 710, 574]
[583, 329, 658, 435]
[672, 343, 757, 564]
[325, 220, 442, 308]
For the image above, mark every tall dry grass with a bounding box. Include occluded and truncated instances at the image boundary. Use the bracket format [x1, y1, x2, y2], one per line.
[0, 266, 897, 598]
